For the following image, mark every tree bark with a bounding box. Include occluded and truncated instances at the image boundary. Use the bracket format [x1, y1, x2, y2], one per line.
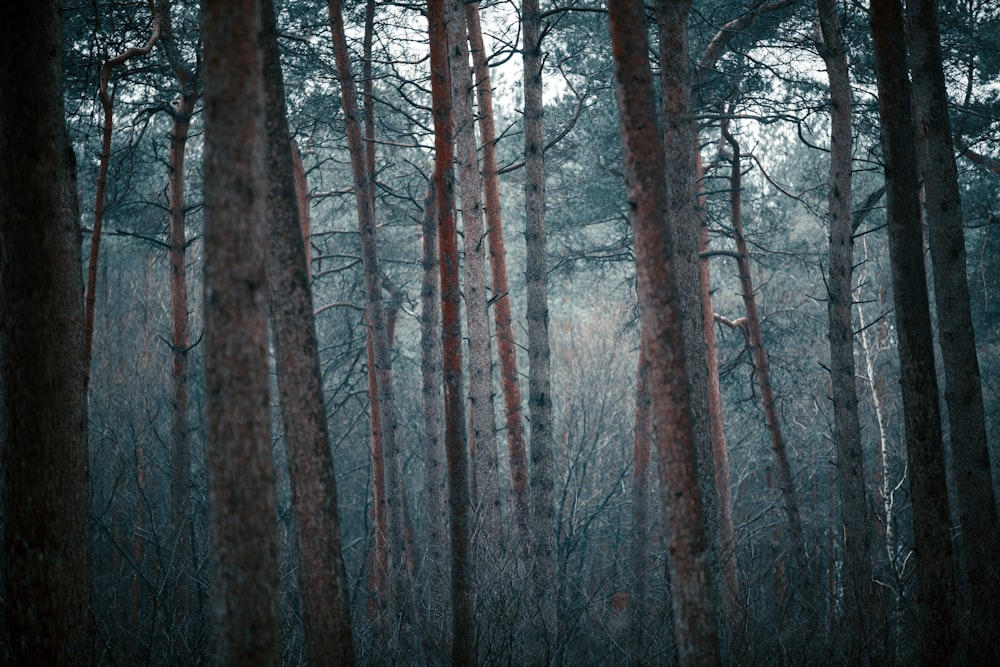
[419, 176, 451, 654]
[906, 0, 1000, 659]
[1, 1, 92, 662]
[466, 0, 530, 552]
[446, 0, 502, 564]
[261, 0, 355, 662]
[523, 0, 559, 655]
[609, 1, 722, 663]
[869, 0, 959, 662]
[816, 0, 873, 659]
[630, 337, 654, 657]
[428, 0, 475, 661]
[201, 0, 281, 662]
[656, 0, 726, 650]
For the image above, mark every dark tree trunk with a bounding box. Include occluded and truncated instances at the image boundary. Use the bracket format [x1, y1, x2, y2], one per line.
[816, 0, 873, 659]
[609, 1, 722, 663]
[154, 10, 201, 652]
[1, 1, 92, 662]
[429, 0, 475, 661]
[261, 0, 355, 662]
[869, 0, 959, 662]
[200, 0, 281, 662]
[906, 0, 1000, 659]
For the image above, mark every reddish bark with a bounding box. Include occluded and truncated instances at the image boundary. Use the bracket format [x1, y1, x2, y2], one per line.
[609, 1, 722, 663]
[429, 0, 475, 661]
[466, 0, 530, 549]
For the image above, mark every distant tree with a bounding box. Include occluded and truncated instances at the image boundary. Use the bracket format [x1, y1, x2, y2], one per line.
[609, 0, 722, 663]
[815, 0, 873, 658]
[869, 0, 959, 662]
[906, 0, 1000, 659]
[200, 0, 281, 661]
[260, 0, 355, 662]
[83, 0, 159, 376]
[1, 0, 92, 662]
[325, 0, 410, 631]
[155, 0, 200, 652]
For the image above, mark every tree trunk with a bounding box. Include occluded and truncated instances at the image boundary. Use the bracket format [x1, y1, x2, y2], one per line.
[326, 0, 409, 629]
[721, 120, 809, 620]
[428, 0, 475, 661]
[167, 84, 195, 665]
[446, 0, 502, 564]
[906, 0, 1000, 659]
[656, 0, 726, 650]
[152, 12, 202, 651]
[419, 176, 451, 654]
[630, 337, 654, 658]
[609, 2, 722, 664]
[261, 0, 355, 662]
[83, 0, 159, 375]
[869, 0, 959, 662]
[1, 1, 92, 661]
[200, 0, 281, 662]
[695, 152, 741, 636]
[466, 0, 530, 552]
[523, 0, 559, 655]
[816, 0, 873, 659]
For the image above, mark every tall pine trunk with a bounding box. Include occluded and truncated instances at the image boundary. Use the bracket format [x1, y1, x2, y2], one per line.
[1, 1, 92, 660]
[906, 0, 1000, 659]
[261, 0, 355, 662]
[446, 0, 502, 564]
[816, 0, 873, 659]
[523, 0, 558, 655]
[466, 0, 530, 553]
[428, 0, 475, 660]
[869, 0, 959, 661]
[201, 0, 281, 661]
[609, 1, 722, 663]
